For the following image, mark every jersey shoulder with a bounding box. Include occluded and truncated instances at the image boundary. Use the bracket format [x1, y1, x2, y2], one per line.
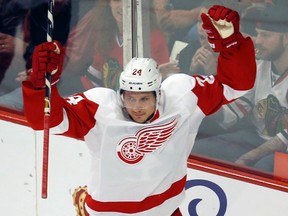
[161, 73, 196, 98]
[83, 87, 118, 106]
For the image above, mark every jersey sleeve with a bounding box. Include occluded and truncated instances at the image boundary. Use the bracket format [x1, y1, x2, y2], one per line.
[22, 81, 98, 139]
[192, 37, 256, 115]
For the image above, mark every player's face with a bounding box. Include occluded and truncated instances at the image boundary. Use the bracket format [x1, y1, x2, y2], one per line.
[123, 91, 156, 123]
[255, 28, 285, 61]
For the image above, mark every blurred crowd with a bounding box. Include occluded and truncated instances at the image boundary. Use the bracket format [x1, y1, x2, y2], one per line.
[0, 0, 288, 176]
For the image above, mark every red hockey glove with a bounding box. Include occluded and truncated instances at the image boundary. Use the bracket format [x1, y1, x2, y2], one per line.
[201, 5, 244, 52]
[30, 40, 64, 88]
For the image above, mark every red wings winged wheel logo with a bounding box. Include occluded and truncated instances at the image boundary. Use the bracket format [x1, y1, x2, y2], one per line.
[117, 119, 177, 164]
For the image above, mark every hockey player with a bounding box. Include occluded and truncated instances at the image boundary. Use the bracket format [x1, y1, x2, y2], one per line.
[22, 5, 256, 216]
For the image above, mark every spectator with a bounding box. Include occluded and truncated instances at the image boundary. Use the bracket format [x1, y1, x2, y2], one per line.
[240, 1, 267, 39]
[235, 3, 288, 171]
[0, 0, 27, 88]
[0, 0, 74, 111]
[60, 0, 169, 95]
[192, 3, 288, 173]
[178, 0, 220, 75]
[153, 0, 202, 50]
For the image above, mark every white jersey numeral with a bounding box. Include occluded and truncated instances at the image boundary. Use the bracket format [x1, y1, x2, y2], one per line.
[66, 95, 84, 105]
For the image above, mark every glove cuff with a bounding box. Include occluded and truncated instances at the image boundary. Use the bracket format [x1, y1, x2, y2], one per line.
[222, 32, 244, 50]
[207, 38, 222, 52]
[208, 32, 244, 52]
[29, 69, 61, 89]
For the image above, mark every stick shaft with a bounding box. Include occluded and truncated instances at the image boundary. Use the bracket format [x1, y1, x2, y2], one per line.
[41, 0, 54, 199]
[41, 115, 50, 198]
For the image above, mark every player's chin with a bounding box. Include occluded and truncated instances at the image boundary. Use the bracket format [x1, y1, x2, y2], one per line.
[131, 116, 147, 124]
[130, 114, 148, 124]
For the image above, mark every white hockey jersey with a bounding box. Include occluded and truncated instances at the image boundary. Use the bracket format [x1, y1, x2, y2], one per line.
[22, 38, 256, 215]
[250, 60, 288, 143]
[218, 60, 288, 145]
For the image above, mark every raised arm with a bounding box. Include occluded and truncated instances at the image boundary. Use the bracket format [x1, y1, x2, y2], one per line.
[192, 5, 256, 115]
[22, 41, 97, 139]
[202, 5, 256, 88]
[22, 40, 65, 129]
